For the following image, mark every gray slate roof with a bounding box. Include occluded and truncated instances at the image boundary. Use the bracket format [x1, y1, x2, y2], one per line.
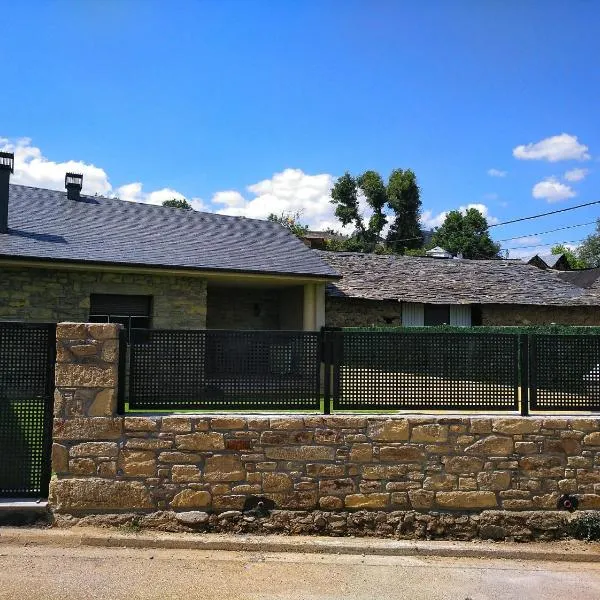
[316, 250, 595, 306]
[0, 184, 339, 279]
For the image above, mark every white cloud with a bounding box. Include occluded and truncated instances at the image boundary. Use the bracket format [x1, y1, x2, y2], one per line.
[532, 177, 576, 203]
[487, 168, 507, 177]
[421, 203, 499, 229]
[0, 136, 207, 210]
[564, 167, 589, 182]
[212, 168, 359, 233]
[513, 133, 590, 162]
[0, 137, 112, 195]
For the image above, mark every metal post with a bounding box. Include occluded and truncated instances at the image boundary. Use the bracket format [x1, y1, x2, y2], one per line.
[322, 329, 331, 415]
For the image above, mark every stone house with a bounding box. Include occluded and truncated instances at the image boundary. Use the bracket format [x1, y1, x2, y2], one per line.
[316, 250, 600, 327]
[0, 153, 339, 334]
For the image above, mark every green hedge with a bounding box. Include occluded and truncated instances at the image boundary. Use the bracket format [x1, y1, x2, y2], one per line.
[342, 325, 600, 335]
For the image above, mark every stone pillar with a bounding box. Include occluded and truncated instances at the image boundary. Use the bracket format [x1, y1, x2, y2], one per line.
[50, 322, 152, 512]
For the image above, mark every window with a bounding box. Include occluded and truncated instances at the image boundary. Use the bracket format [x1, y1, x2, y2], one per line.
[89, 294, 152, 341]
[424, 304, 450, 326]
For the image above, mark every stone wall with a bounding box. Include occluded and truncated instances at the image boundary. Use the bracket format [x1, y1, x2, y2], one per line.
[207, 287, 282, 330]
[480, 304, 600, 326]
[0, 266, 207, 329]
[50, 323, 600, 540]
[325, 297, 401, 328]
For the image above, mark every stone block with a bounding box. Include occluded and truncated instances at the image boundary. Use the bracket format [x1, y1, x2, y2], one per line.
[69, 344, 98, 358]
[124, 417, 158, 432]
[86, 323, 119, 340]
[319, 496, 344, 510]
[583, 432, 600, 446]
[379, 446, 425, 463]
[175, 432, 225, 451]
[411, 424, 448, 443]
[477, 471, 511, 491]
[55, 364, 116, 388]
[51, 444, 69, 473]
[408, 489, 435, 510]
[119, 450, 157, 477]
[515, 442, 538, 455]
[324, 416, 366, 429]
[210, 417, 247, 430]
[349, 443, 373, 462]
[465, 436, 513, 456]
[319, 478, 355, 496]
[314, 429, 342, 444]
[306, 463, 345, 478]
[125, 438, 173, 450]
[572, 419, 600, 432]
[175, 511, 209, 526]
[344, 493, 389, 509]
[435, 491, 497, 510]
[469, 419, 492, 434]
[492, 419, 541, 435]
[100, 339, 119, 363]
[269, 417, 304, 430]
[171, 489, 211, 509]
[260, 430, 314, 445]
[423, 474, 456, 491]
[264, 446, 335, 461]
[204, 455, 246, 482]
[444, 456, 485, 474]
[172, 465, 202, 482]
[212, 495, 246, 510]
[56, 323, 87, 340]
[53, 418, 122, 441]
[158, 452, 202, 464]
[391, 492, 410, 508]
[263, 472, 293, 492]
[50, 478, 153, 511]
[161, 417, 192, 433]
[69, 442, 118, 458]
[367, 419, 409, 441]
[88, 389, 115, 417]
[97, 461, 117, 478]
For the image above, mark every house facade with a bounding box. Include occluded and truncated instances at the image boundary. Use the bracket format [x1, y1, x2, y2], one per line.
[0, 153, 338, 333]
[317, 250, 600, 327]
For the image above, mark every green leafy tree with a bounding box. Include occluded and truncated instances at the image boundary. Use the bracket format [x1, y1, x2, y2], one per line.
[386, 169, 423, 250]
[162, 198, 193, 210]
[267, 211, 309, 237]
[329, 169, 422, 253]
[551, 244, 588, 269]
[431, 208, 500, 259]
[576, 220, 600, 267]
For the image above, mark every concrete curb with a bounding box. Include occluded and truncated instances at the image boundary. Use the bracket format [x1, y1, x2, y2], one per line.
[1, 527, 600, 562]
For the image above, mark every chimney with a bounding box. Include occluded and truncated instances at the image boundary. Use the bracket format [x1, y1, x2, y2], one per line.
[0, 151, 14, 234]
[65, 172, 83, 201]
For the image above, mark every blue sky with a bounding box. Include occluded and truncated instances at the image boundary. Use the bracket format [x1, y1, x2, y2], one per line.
[1, 0, 598, 257]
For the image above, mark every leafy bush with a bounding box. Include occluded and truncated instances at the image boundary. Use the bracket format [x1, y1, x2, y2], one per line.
[570, 512, 600, 541]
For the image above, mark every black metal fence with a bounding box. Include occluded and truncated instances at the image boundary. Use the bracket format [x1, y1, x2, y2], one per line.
[0, 322, 55, 498]
[120, 327, 600, 414]
[124, 329, 321, 411]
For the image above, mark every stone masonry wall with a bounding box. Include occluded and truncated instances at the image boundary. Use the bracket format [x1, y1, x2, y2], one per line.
[325, 297, 402, 328]
[0, 266, 207, 329]
[481, 304, 600, 326]
[50, 323, 600, 542]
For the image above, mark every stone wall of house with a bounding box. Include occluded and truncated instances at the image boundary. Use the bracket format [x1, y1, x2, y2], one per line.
[325, 297, 401, 328]
[480, 304, 600, 326]
[50, 322, 600, 540]
[0, 266, 207, 329]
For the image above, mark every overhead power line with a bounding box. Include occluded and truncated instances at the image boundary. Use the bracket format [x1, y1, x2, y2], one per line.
[488, 200, 600, 228]
[504, 238, 585, 251]
[495, 221, 596, 243]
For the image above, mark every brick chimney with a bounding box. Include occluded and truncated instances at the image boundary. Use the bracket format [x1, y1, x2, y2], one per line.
[0, 151, 14, 234]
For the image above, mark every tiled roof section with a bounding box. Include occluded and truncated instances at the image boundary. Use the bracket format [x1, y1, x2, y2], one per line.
[557, 268, 600, 289]
[0, 185, 339, 278]
[315, 250, 593, 306]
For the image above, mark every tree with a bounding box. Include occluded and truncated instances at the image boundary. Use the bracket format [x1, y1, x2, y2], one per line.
[431, 208, 500, 259]
[162, 198, 192, 210]
[577, 220, 600, 267]
[551, 244, 588, 270]
[329, 169, 422, 253]
[386, 169, 423, 251]
[267, 211, 309, 237]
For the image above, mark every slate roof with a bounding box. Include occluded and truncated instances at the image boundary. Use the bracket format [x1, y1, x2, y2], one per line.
[316, 250, 595, 306]
[557, 268, 600, 289]
[0, 184, 339, 279]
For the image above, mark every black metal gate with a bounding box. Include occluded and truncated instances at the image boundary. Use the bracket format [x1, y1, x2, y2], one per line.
[0, 323, 55, 498]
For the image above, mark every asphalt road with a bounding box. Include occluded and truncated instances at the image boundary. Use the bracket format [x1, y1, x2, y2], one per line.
[0, 541, 599, 600]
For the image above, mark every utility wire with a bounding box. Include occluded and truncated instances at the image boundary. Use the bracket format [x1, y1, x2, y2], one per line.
[495, 221, 596, 243]
[488, 200, 600, 228]
[504, 238, 585, 251]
